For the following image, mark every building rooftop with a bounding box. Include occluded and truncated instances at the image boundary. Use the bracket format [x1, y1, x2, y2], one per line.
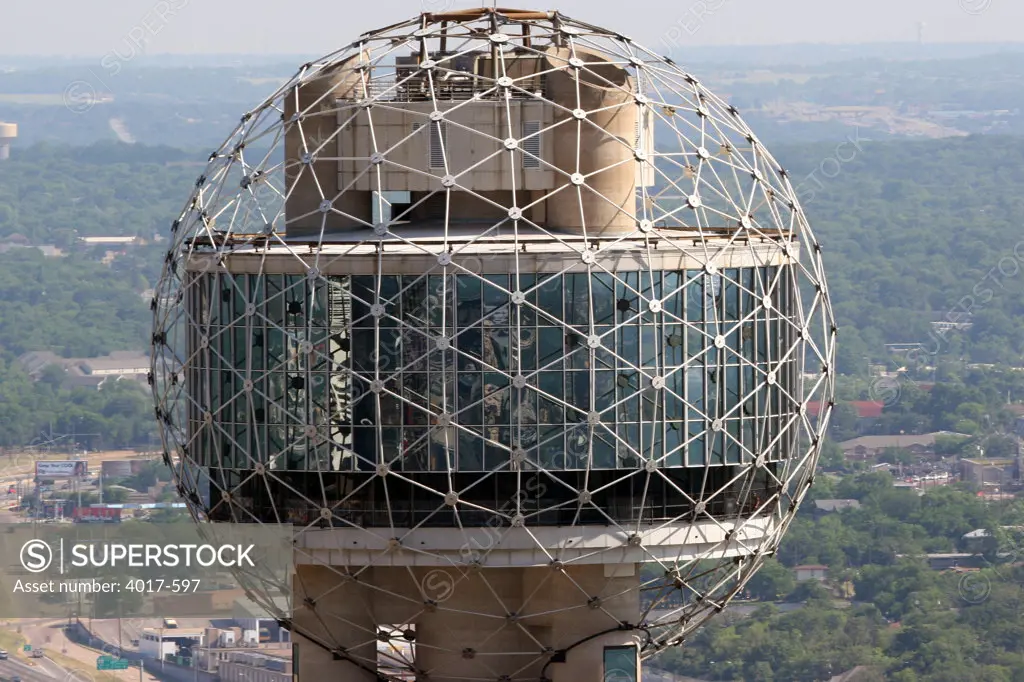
[838, 432, 970, 451]
[963, 458, 1017, 466]
[142, 627, 206, 637]
[17, 350, 149, 385]
[814, 499, 862, 512]
[807, 401, 883, 418]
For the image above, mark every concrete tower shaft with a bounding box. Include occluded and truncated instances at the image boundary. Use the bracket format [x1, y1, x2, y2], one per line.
[0, 122, 17, 161]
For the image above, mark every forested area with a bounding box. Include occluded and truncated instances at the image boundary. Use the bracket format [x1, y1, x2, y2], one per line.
[779, 134, 1024, 372]
[0, 141, 200, 245]
[652, 475, 1024, 681]
[0, 364, 155, 449]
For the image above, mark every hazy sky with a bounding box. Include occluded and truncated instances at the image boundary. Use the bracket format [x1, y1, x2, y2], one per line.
[4, 0, 1021, 56]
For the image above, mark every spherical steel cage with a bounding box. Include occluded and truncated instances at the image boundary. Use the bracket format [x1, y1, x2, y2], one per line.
[151, 8, 835, 678]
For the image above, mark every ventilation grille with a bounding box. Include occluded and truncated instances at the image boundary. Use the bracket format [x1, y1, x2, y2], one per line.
[522, 121, 541, 169]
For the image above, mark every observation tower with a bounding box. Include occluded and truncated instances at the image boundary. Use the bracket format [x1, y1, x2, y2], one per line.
[151, 8, 836, 682]
[0, 122, 16, 161]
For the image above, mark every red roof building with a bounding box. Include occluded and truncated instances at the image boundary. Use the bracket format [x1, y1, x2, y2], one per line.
[807, 401, 884, 418]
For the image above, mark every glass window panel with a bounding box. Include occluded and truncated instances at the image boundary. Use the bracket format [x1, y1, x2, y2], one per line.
[641, 324, 659, 368]
[483, 380, 510, 427]
[428, 424, 455, 471]
[458, 372, 483, 422]
[663, 271, 683, 320]
[537, 275, 562, 320]
[265, 275, 285, 325]
[565, 333, 588, 370]
[516, 327, 537, 371]
[457, 275, 482, 326]
[538, 392, 562, 425]
[538, 327, 563, 368]
[484, 439, 508, 470]
[742, 420, 756, 461]
[401, 429, 428, 471]
[402, 374, 429, 414]
[618, 326, 639, 366]
[725, 366, 740, 413]
[232, 277, 248, 319]
[593, 273, 616, 324]
[710, 430, 725, 466]
[592, 427, 616, 469]
[685, 271, 702, 324]
[566, 372, 590, 412]
[351, 329, 377, 372]
[458, 431, 483, 470]
[483, 274, 509, 312]
[564, 423, 587, 468]
[640, 271, 661, 324]
[617, 424, 639, 467]
[566, 273, 589, 326]
[517, 273, 537, 327]
[539, 426, 563, 469]
[724, 269, 739, 321]
[665, 422, 684, 467]
[756, 316, 770, 363]
[664, 324, 684, 367]
[687, 421, 704, 467]
[616, 271, 639, 300]
[595, 371, 616, 412]
[642, 422, 663, 462]
[483, 325, 510, 371]
[402, 276, 429, 327]
[641, 386, 660, 422]
[726, 420, 742, 464]
[741, 267, 755, 314]
[379, 274, 400, 303]
[666, 371, 684, 420]
[594, 325, 615, 368]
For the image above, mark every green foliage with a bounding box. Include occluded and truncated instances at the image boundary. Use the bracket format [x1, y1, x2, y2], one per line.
[654, 475, 1024, 681]
[0, 363, 156, 447]
[119, 460, 173, 492]
[0, 250, 151, 357]
[779, 135, 1024, 372]
[745, 558, 796, 602]
[0, 142, 199, 245]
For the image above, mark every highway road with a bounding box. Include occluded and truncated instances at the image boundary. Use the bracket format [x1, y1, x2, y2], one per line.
[0, 655, 56, 682]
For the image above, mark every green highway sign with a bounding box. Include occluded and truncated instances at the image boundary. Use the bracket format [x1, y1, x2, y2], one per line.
[97, 658, 129, 671]
[23, 645, 30, 651]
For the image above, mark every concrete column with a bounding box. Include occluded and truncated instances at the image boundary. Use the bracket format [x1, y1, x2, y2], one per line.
[543, 46, 638, 237]
[409, 566, 533, 680]
[523, 562, 642, 682]
[284, 55, 372, 237]
[293, 564, 377, 682]
[294, 562, 641, 681]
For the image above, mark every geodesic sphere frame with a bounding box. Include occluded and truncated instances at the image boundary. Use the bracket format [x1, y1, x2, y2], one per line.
[151, 7, 835, 678]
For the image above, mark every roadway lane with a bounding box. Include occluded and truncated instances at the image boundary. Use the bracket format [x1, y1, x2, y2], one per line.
[0, 656, 56, 682]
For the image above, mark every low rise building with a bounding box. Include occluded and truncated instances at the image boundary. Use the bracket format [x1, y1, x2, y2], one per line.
[837, 432, 969, 460]
[961, 457, 1020, 489]
[813, 499, 861, 514]
[218, 650, 292, 682]
[17, 350, 149, 388]
[794, 564, 829, 582]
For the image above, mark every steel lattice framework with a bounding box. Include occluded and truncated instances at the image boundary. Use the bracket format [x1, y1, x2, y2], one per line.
[151, 8, 835, 681]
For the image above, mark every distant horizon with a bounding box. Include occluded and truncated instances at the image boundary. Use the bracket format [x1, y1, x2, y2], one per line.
[3, 39, 1024, 63]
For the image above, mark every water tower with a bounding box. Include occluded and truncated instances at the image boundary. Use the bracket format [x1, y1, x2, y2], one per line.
[152, 8, 836, 681]
[0, 122, 17, 160]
